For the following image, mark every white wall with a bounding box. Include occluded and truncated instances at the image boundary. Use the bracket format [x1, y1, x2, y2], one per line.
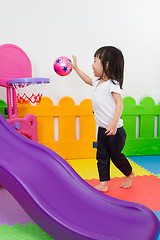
[1, 0, 160, 105]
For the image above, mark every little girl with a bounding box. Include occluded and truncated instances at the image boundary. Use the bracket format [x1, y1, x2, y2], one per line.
[70, 46, 134, 192]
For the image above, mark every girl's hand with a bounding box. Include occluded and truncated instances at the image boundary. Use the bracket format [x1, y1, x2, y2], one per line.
[105, 121, 117, 135]
[69, 55, 93, 86]
[69, 55, 78, 70]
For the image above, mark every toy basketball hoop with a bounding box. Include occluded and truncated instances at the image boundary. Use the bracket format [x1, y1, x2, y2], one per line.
[8, 77, 50, 104]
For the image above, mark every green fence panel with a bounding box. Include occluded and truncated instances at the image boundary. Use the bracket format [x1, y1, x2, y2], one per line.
[122, 97, 136, 138]
[0, 100, 8, 119]
[139, 97, 155, 138]
[122, 96, 160, 156]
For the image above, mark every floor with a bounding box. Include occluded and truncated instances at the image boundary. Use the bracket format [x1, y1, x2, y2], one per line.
[0, 155, 160, 239]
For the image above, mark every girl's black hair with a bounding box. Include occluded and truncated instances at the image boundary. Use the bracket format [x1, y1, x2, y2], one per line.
[94, 46, 124, 89]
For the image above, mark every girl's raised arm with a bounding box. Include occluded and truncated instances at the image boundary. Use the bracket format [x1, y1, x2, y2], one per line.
[69, 55, 93, 86]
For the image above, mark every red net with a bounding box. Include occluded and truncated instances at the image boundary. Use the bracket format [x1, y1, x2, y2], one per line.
[17, 93, 43, 104]
[12, 83, 46, 104]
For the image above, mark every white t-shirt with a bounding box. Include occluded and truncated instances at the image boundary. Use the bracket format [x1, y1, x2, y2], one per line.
[92, 78, 123, 129]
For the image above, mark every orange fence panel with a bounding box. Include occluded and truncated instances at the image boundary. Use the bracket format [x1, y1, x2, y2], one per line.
[18, 96, 97, 159]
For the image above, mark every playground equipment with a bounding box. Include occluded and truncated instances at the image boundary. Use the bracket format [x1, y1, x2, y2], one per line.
[0, 113, 159, 240]
[0, 44, 50, 141]
[8, 77, 49, 104]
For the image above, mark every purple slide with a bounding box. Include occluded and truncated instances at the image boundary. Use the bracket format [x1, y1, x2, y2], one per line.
[0, 113, 159, 240]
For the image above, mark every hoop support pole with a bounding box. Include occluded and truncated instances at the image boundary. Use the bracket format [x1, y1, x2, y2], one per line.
[12, 88, 18, 117]
[7, 88, 12, 119]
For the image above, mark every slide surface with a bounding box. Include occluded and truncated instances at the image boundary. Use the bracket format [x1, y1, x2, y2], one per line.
[0, 113, 159, 240]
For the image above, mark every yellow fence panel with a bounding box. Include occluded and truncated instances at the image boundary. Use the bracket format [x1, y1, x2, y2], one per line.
[58, 97, 76, 141]
[18, 96, 97, 159]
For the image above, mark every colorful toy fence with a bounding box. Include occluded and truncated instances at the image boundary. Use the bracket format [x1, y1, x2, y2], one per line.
[0, 96, 160, 159]
[17, 97, 96, 159]
[122, 96, 160, 156]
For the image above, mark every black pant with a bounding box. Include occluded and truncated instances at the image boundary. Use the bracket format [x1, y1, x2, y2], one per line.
[96, 126, 132, 181]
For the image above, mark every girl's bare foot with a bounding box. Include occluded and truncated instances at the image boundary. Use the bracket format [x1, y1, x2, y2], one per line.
[94, 181, 108, 192]
[120, 172, 135, 188]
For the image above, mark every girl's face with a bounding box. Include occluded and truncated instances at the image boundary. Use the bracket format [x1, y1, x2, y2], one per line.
[92, 57, 103, 78]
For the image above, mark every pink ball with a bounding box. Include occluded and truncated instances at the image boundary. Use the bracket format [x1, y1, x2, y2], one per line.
[53, 56, 72, 76]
